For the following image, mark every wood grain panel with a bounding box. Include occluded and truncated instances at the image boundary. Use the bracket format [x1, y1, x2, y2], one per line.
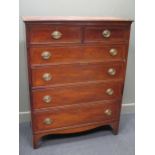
[32, 81, 123, 109]
[33, 101, 120, 132]
[84, 26, 130, 43]
[29, 25, 81, 44]
[31, 62, 124, 87]
[30, 45, 127, 65]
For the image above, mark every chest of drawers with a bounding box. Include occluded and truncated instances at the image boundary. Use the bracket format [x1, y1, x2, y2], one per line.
[23, 16, 132, 148]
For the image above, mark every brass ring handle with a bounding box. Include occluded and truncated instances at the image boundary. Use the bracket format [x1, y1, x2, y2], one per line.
[102, 29, 111, 38]
[43, 95, 52, 103]
[104, 109, 112, 116]
[42, 73, 52, 81]
[108, 68, 116, 76]
[43, 118, 53, 125]
[41, 51, 51, 60]
[51, 30, 62, 39]
[109, 48, 118, 56]
[106, 88, 114, 96]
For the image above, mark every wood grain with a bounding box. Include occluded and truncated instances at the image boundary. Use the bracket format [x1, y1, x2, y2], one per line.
[32, 81, 123, 109]
[30, 45, 127, 65]
[29, 25, 81, 44]
[84, 26, 130, 43]
[33, 101, 120, 132]
[31, 61, 124, 87]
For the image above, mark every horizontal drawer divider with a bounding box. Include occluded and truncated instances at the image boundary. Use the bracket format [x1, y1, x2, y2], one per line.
[26, 21, 132, 26]
[34, 119, 119, 134]
[31, 59, 126, 68]
[32, 98, 122, 113]
[31, 79, 124, 90]
[28, 43, 128, 48]
[27, 41, 129, 47]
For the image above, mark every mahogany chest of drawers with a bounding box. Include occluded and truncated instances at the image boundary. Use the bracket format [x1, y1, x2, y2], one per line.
[23, 16, 132, 148]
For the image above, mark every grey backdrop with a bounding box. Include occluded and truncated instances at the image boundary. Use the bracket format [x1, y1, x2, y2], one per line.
[19, 0, 135, 114]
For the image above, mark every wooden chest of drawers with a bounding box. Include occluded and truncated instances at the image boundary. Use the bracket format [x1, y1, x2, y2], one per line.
[23, 16, 132, 148]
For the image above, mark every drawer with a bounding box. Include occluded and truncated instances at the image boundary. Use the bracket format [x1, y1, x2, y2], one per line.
[30, 45, 127, 65]
[29, 25, 81, 44]
[31, 62, 124, 87]
[33, 101, 120, 132]
[32, 82, 123, 109]
[84, 26, 129, 43]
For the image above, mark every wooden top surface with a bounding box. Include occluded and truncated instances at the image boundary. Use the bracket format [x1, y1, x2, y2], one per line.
[23, 16, 133, 22]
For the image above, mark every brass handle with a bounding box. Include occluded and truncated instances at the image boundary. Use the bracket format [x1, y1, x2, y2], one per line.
[51, 30, 62, 39]
[43, 118, 53, 125]
[41, 51, 51, 60]
[106, 88, 114, 96]
[109, 48, 118, 56]
[43, 95, 52, 103]
[42, 73, 52, 81]
[104, 109, 112, 116]
[108, 68, 116, 76]
[102, 29, 111, 38]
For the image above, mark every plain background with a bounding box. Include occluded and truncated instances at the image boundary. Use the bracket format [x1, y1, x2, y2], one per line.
[19, 0, 135, 115]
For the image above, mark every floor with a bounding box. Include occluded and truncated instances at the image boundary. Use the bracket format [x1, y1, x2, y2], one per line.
[19, 113, 135, 155]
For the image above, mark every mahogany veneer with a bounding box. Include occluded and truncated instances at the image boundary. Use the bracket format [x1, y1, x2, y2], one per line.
[32, 81, 123, 109]
[30, 45, 127, 65]
[31, 62, 124, 87]
[23, 16, 132, 148]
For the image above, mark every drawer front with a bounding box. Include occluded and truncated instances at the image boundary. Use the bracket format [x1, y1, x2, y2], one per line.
[84, 26, 129, 43]
[30, 45, 127, 65]
[32, 82, 123, 109]
[33, 101, 120, 132]
[32, 62, 124, 87]
[29, 25, 81, 44]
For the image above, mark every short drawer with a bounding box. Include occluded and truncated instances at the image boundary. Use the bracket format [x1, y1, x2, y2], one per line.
[29, 25, 81, 44]
[30, 45, 127, 65]
[33, 101, 120, 132]
[32, 82, 123, 109]
[31, 62, 124, 87]
[84, 26, 129, 43]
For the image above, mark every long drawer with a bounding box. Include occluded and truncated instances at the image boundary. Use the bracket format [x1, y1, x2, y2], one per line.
[30, 45, 127, 65]
[31, 62, 124, 87]
[33, 100, 120, 132]
[32, 81, 123, 109]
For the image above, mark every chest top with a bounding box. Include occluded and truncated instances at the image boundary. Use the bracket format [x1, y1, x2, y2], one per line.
[23, 16, 132, 22]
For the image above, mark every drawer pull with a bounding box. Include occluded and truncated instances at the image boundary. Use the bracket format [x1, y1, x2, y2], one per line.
[41, 51, 51, 60]
[108, 68, 116, 76]
[106, 88, 114, 96]
[43, 118, 53, 125]
[43, 95, 52, 103]
[51, 30, 62, 39]
[42, 73, 52, 81]
[109, 48, 118, 56]
[102, 29, 111, 38]
[104, 109, 112, 116]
